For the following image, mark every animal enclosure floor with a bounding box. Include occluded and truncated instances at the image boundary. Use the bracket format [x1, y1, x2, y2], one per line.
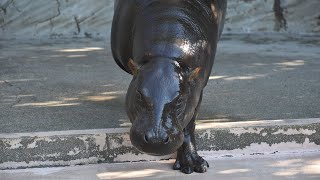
[0, 34, 319, 133]
[1, 151, 320, 180]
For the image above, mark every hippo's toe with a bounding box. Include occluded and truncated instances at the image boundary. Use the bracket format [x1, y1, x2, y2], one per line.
[173, 153, 209, 174]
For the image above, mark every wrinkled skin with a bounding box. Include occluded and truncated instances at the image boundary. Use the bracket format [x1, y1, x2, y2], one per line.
[111, 0, 226, 174]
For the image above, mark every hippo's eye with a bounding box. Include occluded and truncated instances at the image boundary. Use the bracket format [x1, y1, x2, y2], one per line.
[133, 90, 144, 116]
[174, 96, 186, 120]
[136, 90, 143, 102]
[176, 96, 186, 111]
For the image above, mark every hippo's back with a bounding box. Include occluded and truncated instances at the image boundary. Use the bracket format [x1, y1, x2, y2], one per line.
[111, 0, 226, 74]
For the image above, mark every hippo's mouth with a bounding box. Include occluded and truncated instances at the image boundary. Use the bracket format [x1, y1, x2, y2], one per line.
[129, 127, 184, 156]
[133, 140, 183, 156]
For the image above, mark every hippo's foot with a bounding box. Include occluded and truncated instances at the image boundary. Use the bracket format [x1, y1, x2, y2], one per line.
[173, 151, 209, 174]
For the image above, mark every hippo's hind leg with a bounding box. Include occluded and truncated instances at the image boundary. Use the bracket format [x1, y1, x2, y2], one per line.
[173, 92, 209, 174]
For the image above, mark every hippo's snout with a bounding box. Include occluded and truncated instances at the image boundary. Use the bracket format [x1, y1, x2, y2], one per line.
[144, 129, 170, 144]
[130, 127, 184, 156]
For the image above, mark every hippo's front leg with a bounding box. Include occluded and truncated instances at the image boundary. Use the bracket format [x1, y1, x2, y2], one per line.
[173, 93, 208, 174]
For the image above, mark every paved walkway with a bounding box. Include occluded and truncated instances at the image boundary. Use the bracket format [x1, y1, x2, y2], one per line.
[1, 151, 319, 180]
[1, 34, 320, 133]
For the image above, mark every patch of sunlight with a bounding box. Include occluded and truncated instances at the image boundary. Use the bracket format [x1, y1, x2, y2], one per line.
[102, 84, 115, 87]
[2, 99, 15, 102]
[196, 118, 231, 124]
[119, 119, 131, 127]
[224, 75, 265, 81]
[302, 159, 320, 175]
[60, 97, 79, 101]
[275, 60, 304, 66]
[252, 63, 267, 66]
[7, 94, 34, 98]
[84, 96, 117, 102]
[270, 159, 303, 167]
[273, 159, 320, 176]
[302, 164, 320, 175]
[225, 76, 256, 80]
[0, 78, 45, 83]
[66, 55, 87, 58]
[96, 169, 165, 179]
[218, 169, 251, 174]
[49, 55, 65, 58]
[195, 119, 284, 129]
[119, 122, 132, 127]
[100, 91, 126, 95]
[79, 91, 90, 95]
[209, 75, 266, 81]
[273, 168, 300, 176]
[58, 47, 104, 52]
[307, 159, 320, 165]
[209, 75, 227, 80]
[14, 101, 80, 107]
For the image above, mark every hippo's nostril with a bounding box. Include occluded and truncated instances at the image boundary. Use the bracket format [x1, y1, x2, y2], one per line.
[164, 136, 170, 144]
[144, 134, 149, 143]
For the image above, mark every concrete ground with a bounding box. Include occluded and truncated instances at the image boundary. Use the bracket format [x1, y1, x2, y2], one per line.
[1, 151, 319, 180]
[0, 34, 320, 133]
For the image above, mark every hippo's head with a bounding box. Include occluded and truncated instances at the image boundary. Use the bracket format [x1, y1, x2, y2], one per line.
[125, 57, 203, 156]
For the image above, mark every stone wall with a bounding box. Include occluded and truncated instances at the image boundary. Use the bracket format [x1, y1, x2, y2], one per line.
[0, 0, 114, 39]
[0, 0, 319, 40]
[224, 0, 320, 34]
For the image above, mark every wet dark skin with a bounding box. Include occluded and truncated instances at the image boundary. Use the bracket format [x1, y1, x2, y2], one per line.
[111, 0, 226, 174]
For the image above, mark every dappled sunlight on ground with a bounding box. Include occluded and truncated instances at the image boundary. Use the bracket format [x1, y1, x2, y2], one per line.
[195, 119, 286, 129]
[209, 59, 306, 82]
[57, 47, 104, 52]
[118, 119, 132, 127]
[217, 168, 251, 174]
[84, 95, 117, 102]
[270, 158, 320, 176]
[275, 60, 305, 67]
[1, 37, 319, 132]
[91, 156, 320, 179]
[0, 78, 46, 83]
[11, 90, 126, 108]
[14, 101, 81, 107]
[96, 169, 166, 180]
[66, 54, 87, 58]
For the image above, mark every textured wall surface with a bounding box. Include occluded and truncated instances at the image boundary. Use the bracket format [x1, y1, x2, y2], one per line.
[0, 0, 114, 39]
[224, 0, 320, 34]
[0, 0, 319, 39]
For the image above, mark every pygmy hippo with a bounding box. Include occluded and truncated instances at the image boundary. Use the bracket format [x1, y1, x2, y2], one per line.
[111, 0, 226, 174]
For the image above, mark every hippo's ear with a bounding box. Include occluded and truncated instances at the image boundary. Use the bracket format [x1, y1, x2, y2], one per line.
[128, 58, 139, 75]
[188, 67, 202, 82]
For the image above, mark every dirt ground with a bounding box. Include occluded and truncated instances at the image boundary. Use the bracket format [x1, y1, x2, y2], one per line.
[0, 34, 319, 133]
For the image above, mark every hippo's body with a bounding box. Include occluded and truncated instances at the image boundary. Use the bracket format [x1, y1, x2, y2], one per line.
[111, 0, 226, 174]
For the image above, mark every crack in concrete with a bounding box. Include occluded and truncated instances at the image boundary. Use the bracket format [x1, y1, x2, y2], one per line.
[12, 0, 21, 13]
[0, 0, 13, 14]
[2, 0, 22, 13]
[73, 15, 92, 35]
[273, 0, 287, 31]
[2, 80, 24, 108]
[3, 80, 13, 87]
[37, 0, 61, 29]
[1, 7, 6, 15]
[74, 16, 80, 34]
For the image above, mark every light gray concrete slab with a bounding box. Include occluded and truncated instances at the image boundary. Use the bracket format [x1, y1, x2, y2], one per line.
[0, 34, 319, 133]
[1, 151, 320, 180]
[0, 118, 319, 170]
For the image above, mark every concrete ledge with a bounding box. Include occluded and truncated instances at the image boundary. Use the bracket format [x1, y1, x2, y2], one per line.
[0, 118, 319, 169]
